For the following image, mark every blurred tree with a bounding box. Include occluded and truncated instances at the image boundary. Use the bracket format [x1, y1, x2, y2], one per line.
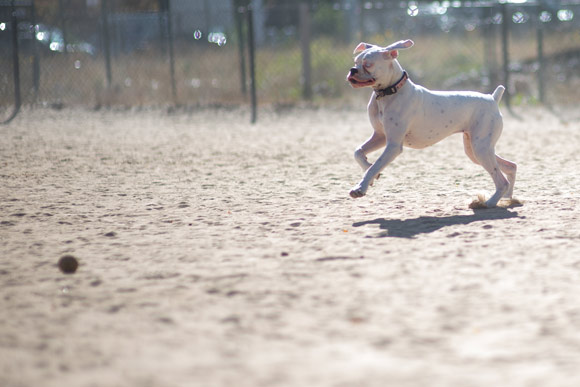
[263, 0, 345, 39]
[312, 2, 345, 38]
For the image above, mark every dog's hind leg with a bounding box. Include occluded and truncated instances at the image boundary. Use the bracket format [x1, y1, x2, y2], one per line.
[463, 132, 479, 165]
[471, 143, 509, 208]
[465, 133, 516, 199]
[467, 115, 513, 207]
[466, 128, 516, 201]
[496, 155, 517, 198]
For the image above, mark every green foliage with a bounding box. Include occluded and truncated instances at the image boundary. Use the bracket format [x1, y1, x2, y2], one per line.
[311, 3, 345, 39]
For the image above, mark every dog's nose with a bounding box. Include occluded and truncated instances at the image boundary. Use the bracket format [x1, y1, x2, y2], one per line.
[349, 67, 358, 76]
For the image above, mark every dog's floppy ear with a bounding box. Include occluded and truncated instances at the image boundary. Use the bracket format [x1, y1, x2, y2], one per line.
[381, 39, 414, 59]
[385, 39, 414, 51]
[353, 42, 373, 55]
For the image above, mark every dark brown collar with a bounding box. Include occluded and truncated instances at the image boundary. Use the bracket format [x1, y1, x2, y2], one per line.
[375, 71, 408, 100]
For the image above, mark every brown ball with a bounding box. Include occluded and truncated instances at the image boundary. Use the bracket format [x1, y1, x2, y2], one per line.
[58, 255, 79, 274]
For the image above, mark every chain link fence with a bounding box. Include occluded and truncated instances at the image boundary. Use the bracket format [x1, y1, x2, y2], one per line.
[1, 0, 580, 123]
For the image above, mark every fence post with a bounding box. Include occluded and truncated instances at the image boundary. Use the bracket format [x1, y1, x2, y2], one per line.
[500, 2, 511, 109]
[483, 5, 498, 93]
[299, 1, 312, 100]
[11, 0, 20, 112]
[247, 4, 257, 123]
[164, 0, 177, 102]
[357, 0, 365, 41]
[31, 0, 40, 101]
[536, 3, 545, 104]
[234, 1, 247, 95]
[101, 0, 112, 89]
[2, 0, 21, 125]
[58, 0, 68, 52]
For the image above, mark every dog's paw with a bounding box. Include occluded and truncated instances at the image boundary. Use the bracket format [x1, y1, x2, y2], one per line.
[349, 185, 367, 198]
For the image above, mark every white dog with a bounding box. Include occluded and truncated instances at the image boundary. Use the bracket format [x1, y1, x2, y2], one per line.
[346, 39, 516, 208]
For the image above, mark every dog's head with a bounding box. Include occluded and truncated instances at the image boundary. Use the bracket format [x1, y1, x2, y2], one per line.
[346, 39, 414, 89]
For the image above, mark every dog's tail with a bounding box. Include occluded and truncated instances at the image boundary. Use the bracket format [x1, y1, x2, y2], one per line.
[492, 85, 505, 104]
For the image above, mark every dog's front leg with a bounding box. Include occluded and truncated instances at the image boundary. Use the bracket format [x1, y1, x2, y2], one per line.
[354, 97, 386, 183]
[354, 132, 385, 188]
[354, 131, 386, 170]
[350, 141, 403, 198]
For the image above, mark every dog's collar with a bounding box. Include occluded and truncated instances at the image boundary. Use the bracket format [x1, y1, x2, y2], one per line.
[375, 71, 408, 100]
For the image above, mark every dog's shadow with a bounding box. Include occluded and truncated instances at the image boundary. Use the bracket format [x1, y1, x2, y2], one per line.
[352, 207, 521, 239]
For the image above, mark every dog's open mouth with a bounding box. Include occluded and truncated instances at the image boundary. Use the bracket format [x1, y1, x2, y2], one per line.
[348, 76, 375, 88]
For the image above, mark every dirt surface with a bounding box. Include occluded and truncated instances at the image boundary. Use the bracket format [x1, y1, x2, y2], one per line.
[2, 106, 580, 387]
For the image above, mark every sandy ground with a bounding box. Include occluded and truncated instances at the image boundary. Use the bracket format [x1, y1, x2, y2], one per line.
[1, 105, 580, 387]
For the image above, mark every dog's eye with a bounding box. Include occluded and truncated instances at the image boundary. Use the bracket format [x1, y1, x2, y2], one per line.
[363, 62, 373, 69]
